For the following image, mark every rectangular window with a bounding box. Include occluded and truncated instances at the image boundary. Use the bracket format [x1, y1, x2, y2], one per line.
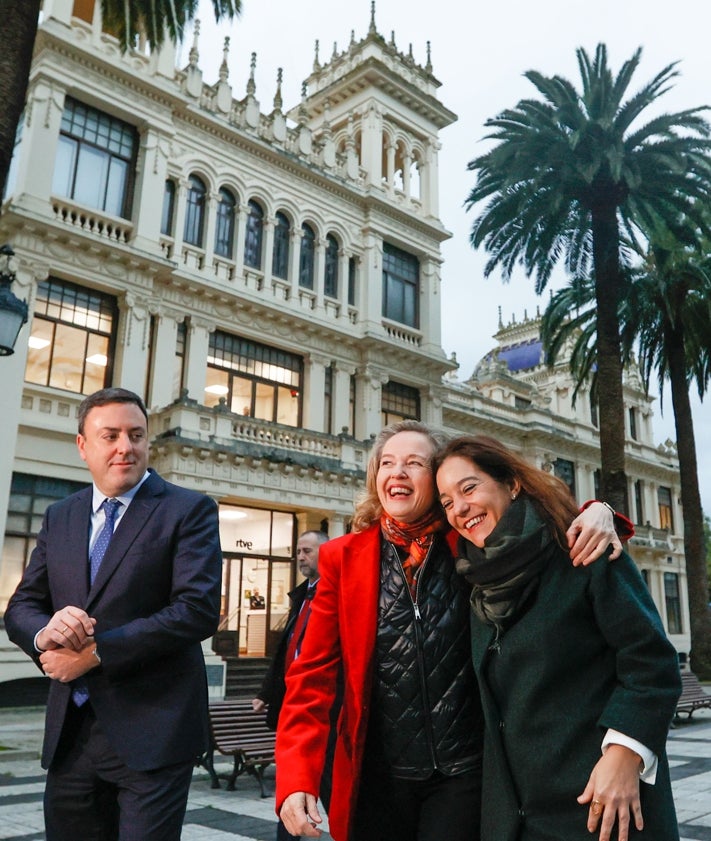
[25, 278, 117, 395]
[664, 572, 682, 634]
[173, 320, 187, 400]
[2, 473, 89, 591]
[634, 480, 644, 525]
[206, 331, 302, 427]
[658, 486, 673, 531]
[348, 257, 356, 307]
[590, 393, 598, 427]
[382, 243, 419, 328]
[554, 458, 576, 497]
[52, 97, 136, 218]
[349, 374, 356, 436]
[629, 407, 638, 441]
[324, 364, 333, 434]
[382, 380, 420, 426]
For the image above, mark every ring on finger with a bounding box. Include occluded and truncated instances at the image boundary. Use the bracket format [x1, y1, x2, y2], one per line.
[60, 625, 68, 635]
[591, 800, 602, 816]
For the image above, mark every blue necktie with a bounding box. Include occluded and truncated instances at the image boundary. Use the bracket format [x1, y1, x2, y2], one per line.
[90, 498, 122, 584]
[72, 498, 122, 706]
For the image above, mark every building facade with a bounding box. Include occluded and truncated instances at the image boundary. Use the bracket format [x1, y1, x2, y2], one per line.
[0, 0, 689, 685]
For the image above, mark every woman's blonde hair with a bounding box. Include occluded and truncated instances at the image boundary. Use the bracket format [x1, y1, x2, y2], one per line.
[432, 434, 580, 548]
[351, 420, 447, 532]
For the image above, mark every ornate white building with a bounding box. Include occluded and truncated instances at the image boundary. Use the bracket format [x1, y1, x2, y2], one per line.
[0, 0, 689, 687]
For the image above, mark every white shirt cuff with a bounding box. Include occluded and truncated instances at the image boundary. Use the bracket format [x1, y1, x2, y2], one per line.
[602, 729, 658, 784]
[33, 627, 47, 653]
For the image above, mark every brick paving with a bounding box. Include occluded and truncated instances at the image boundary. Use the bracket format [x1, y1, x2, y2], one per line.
[1, 706, 709, 840]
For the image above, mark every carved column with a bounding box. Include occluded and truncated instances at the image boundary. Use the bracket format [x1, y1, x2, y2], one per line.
[13, 80, 65, 214]
[333, 362, 356, 435]
[355, 365, 388, 440]
[114, 292, 151, 394]
[303, 353, 329, 432]
[183, 318, 215, 404]
[146, 310, 183, 410]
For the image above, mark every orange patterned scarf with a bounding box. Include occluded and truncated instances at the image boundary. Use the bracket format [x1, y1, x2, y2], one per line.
[380, 510, 448, 596]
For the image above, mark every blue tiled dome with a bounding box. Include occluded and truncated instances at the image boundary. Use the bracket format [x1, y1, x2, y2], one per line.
[488, 339, 543, 372]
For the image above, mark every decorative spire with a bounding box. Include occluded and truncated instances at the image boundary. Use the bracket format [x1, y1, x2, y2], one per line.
[369, 0, 376, 33]
[246, 52, 256, 96]
[407, 43, 414, 64]
[426, 41, 432, 73]
[322, 98, 332, 135]
[273, 67, 283, 112]
[188, 19, 200, 69]
[313, 39, 320, 71]
[390, 30, 396, 48]
[350, 29, 356, 47]
[332, 40, 338, 60]
[299, 81, 308, 122]
[498, 305, 503, 329]
[219, 37, 230, 84]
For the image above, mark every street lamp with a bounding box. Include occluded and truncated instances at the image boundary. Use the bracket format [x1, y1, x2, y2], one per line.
[0, 244, 28, 356]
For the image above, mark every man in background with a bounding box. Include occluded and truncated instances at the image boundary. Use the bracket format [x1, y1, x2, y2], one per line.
[5, 387, 222, 841]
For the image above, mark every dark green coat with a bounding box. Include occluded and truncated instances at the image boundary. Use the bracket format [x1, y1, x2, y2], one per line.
[472, 549, 680, 841]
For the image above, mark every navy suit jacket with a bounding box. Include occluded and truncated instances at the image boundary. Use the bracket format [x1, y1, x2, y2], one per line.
[5, 470, 223, 771]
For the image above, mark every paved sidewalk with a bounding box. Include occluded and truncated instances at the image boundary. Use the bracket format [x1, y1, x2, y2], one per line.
[0, 706, 709, 840]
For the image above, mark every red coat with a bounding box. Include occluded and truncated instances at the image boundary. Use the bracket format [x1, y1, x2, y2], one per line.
[275, 524, 459, 841]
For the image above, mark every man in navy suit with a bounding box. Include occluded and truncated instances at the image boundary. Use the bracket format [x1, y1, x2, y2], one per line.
[5, 387, 223, 840]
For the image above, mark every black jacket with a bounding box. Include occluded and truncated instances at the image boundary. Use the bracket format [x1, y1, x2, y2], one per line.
[256, 579, 310, 730]
[366, 534, 484, 779]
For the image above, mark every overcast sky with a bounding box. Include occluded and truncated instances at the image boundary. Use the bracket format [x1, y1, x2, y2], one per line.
[191, 0, 711, 514]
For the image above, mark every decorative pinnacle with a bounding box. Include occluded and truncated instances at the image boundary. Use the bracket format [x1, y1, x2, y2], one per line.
[246, 52, 256, 96]
[369, 1, 376, 33]
[332, 40, 338, 59]
[299, 81, 308, 121]
[273, 67, 283, 111]
[219, 37, 230, 83]
[426, 41, 432, 73]
[189, 19, 200, 68]
[313, 39, 320, 71]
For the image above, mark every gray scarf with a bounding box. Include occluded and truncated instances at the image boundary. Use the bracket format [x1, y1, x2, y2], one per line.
[455, 496, 557, 630]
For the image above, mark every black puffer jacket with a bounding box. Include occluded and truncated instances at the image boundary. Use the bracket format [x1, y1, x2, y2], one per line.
[365, 533, 484, 779]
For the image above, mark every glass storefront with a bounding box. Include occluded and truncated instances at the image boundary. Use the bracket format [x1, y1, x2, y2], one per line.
[216, 504, 297, 658]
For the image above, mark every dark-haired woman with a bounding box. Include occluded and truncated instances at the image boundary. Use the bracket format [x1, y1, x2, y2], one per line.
[435, 434, 680, 841]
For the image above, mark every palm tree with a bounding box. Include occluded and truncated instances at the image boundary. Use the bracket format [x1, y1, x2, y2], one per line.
[0, 1, 240, 201]
[622, 232, 711, 677]
[540, 227, 711, 677]
[465, 43, 711, 514]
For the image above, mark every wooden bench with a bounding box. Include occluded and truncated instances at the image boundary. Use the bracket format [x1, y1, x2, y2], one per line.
[196, 699, 275, 797]
[675, 671, 711, 721]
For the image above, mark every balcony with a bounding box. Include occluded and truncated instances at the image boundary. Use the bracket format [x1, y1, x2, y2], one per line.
[148, 397, 369, 476]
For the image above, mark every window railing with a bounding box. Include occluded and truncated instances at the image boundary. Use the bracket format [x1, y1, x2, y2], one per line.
[51, 198, 133, 244]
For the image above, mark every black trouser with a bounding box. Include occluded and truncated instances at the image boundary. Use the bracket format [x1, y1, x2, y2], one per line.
[44, 703, 193, 841]
[351, 762, 482, 841]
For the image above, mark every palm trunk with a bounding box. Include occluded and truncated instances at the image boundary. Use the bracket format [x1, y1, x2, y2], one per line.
[591, 201, 629, 515]
[0, 1, 41, 202]
[667, 323, 711, 677]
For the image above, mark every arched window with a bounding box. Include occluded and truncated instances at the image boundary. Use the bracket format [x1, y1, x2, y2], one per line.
[272, 211, 290, 279]
[324, 233, 339, 298]
[244, 199, 264, 268]
[214, 187, 236, 258]
[299, 223, 315, 289]
[161, 179, 176, 236]
[184, 175, 206, 246]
